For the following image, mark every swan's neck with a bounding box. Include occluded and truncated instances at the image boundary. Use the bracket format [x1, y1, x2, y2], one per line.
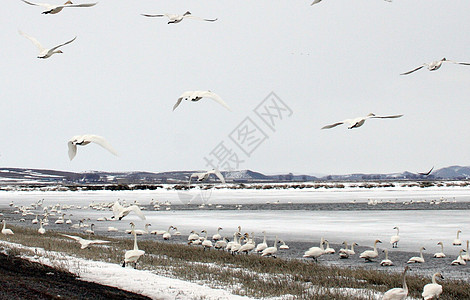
[402, 269, 408, 292]
[467, 241, 469, 251]
[373, 241, 378, 252]
[385, 250, 389, 260]
[457, 231, 461, 239]
[432, 274, 437, 284]
[133, 231, 139, 251]
[325, 241, 330, 248]
[420, 248, 424, 258]
[2, 222, 5, 230]
[262, 232, 266, 243]
[320, 238, 325, 250]
[396, 228, 400, 235]
[350, 243, 355, 251]
[440, 243, 444, 252]
[273, 236, 278, 248]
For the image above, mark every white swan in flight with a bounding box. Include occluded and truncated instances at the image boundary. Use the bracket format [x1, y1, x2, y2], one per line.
[68, 134, 118, 160]
[401, 58, 470, 75]
[20, 0, 97, 14]
[19, 30, 76, 59]
[321, 113, 403, 130]
[112, 201, 146, 220]
[60, 233, 110, 249]
[383, 266, 409, 300]
[141, 11, 217, 24]
[173, 91, 231, 111]
[189, 169, 225, 184]
[422, 272, 444, 300]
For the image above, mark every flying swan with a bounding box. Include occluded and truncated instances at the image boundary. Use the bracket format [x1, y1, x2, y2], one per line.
[401, 58, 470, 75]
[20, 0, 97, 14]
[19, 30, 76, 59]
[173, 91, 231, 111]
[112, 201, 146, 220]
[189, 169, 226, 185]
[141, 11, 217, 24]
[60, 233, 110, 249]
[321, 113, 403, 130]
[68, 134, 118, 160]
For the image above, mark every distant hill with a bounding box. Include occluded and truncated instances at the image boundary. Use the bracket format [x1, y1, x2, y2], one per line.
[0, 165, 468, 185]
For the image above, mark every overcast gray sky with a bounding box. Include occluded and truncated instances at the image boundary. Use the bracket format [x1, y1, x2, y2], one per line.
[2, 1, 470, 175]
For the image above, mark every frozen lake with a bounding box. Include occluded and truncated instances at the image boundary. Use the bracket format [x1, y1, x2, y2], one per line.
[0, 185, 469, 279]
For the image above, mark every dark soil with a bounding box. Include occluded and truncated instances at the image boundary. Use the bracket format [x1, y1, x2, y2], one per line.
[0, 252, 151, 300]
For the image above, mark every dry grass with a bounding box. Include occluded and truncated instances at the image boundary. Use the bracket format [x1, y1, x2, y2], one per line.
[1, 225, 469, 299]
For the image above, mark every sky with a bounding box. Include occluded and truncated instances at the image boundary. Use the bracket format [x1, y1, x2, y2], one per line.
[2, 0, 470, 175]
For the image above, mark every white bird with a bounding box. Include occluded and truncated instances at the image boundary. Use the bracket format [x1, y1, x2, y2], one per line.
[1, 220, 14, 235]
[20, 0, 97, 14]
[214, 237, 228, 250]
[162, 226, 175, 240]
[407, 247, 425, 264]
[32, 215, 39, 224]
[453, 230, 462, 246]
[173, 91, 231, 111]
[187, 230, 200, 243]
[38, 220, 46, 235]
[201, 230, 213, 250]
[55, 213, 66, 225]
[390, 226, 400, 248]
[19, 30, 76, 59]
[380, 249, 394, 266]
[261, 236, 279, 257]
[422, 272, 444, 300]
[60, 233, 110, 249]
[255, 231, 268, 253]
[323, 240, 335, 254]
[321, 113, 403, 130]
[462, 241, 470, 261]
[433, 241, 446, 258]
[127, 223, 151, 235]
[312, 0, 391, 5]
[401, 57, 470, 75]
[107, 226, 118, 232]
[238, 233, 256, 253]
[359, 239, 382, 262]
[303, 237, 325, 262]
[339, 241, 350, 259]
[123, 222, 145, 268]
[84, 223, 95, 235]
[141, 11, 217, 24]
[451, 249, 467, 265]
[383, 266, 409, 300]
[189, 169, 226, 185]
[212, 227, 223, 241]
[68, 134, 118, 161]
[112, 201, 146, 220]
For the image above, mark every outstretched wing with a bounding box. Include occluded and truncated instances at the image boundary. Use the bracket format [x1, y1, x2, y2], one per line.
[200, 91, 232, 111]
[400, 65, 424, 75]
[49, 36, 77, 52]
[86, 135, 119, 156]
[446, 60, 470, 66]
[311, 0, 322, 5]
[67, 141, 77, 161]
[418, 166, 434, 176]
[60, 233, 83, 242]
[185, 15, 218, 22]
[19, 30, 45, 52]
[141, 14, 165, 18]
[127, 205, 146, 220]
[112, 201, 123, 218]
[212, 168, 226, 184]
[60, 2, 97, 8]
[321, 121, 344, 129]
[89, 239, 110, 245]
[370, 114, 403, 119]
[20, 0, 48, 8]
[173, 97, 183, 111]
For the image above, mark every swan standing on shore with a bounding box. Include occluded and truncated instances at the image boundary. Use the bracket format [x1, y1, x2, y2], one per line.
[38, 220, 46, 235]
[255, 231, 268, 253]
[380, 249, 394, 266]
[400, 58, 470, 75]
[123, 222, 145, 268]
[303, 237, 325, 262]
[390, 226, 400, 248]
[212, 227, 223, 241]
[261, 236, 279, 257]
[433, 242, 446, 258]
[422, 272, 444, 300]
[359, 239, 381, 262]
[321, 113, 403, 130]
[20, 0, 97, 14]
[201, 230, 213, 250]
[68, 134, 118, 161]
[1, 220, 14, 235]
[173, 91, 231, 111]
[383, 266, 409, 300]
[141, 11, 217, 24]
[19, 31, 76, 59]
[324, 240, 335, 254]
[462, 241, 470, 261]
[453, 230, 462, 246]
[60, 233, 110, 249]
[112, 201, 146, 220]
[407, 247, 425, 263]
